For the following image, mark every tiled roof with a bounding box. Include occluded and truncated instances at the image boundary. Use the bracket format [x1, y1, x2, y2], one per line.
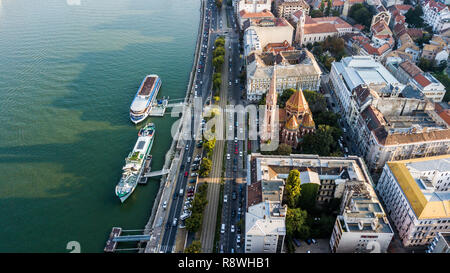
[413, 73, 431, 87]
[304, 23, 337, 34]
[399, 60, 423, 78]
[247, 181, 262, 209]
[435, 102, 450, 125]
[407, 28, 423, 39]
[240, 9, 274, 19]
[285, 115, 300, 130]
[286, 90, 308, 113]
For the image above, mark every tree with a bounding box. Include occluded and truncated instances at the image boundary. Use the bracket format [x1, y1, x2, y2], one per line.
[299, 125, 335, 156]
[314, 110, 340, 128]
[213, 76, 222, 91]
[278, 88, 295, 108]
[203, 137, 216, 157]
[276, 143, 292, 155]
[185, 241, 202, 253]
[297, 183, 319, 213]
[325, 0, 332, 17]
[213, 46, 225, 58]
[349, 3, 372, 28]
[215, 0, 222, 9]
[319, 0, 325, 13]
[303, 90, 327, 114]
[215, 37, 225, 48]
[259, 93, 266, 106]
[285, 208, 309, 238]
[405, 6, 424, 28]
[212, 55, 224, 72]
[285, 169, 301, 208]
[418, 57, 434, 72]
[185, 213, 202, 232]
[199, 157, 212, 177]
[310, 9, 324, 18]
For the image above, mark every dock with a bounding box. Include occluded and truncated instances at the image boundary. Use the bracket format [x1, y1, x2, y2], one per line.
[148, 98, 169, 117]
[104, 227, 122, 252]
[138, 155, 152, 184]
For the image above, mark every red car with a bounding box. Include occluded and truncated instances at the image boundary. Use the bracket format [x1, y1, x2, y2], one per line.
[235, 149, 238, 154]
[184, 171, 188, 177]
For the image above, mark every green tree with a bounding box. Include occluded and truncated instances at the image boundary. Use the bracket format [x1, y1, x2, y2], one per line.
[215, 0, 222, 9]
[325, 0, 332, 16]
[297, 183, 319, 213]
[285, 169, 301, 208]
[303, 90, 327, 114]
[299, 125, 335, 156]
[349, 3, 372, 28]
[276, 143, 292, 155]
[213, 55, 224, 72]
[310, 9, 324, 18]
[213, 46, 225, 58]
[184, 240, 202, 253]
[215, 37, 225, 48]
[185, 213, 202, 232]
[286, 208, 309, 238]
[319, 0, 325, 13]
[199, 157, 212, 177]
[418, 57, 434, 72]
[405, 6, 424, 28]
[278, 88, 295, 108]
[203, 137, 216, 158]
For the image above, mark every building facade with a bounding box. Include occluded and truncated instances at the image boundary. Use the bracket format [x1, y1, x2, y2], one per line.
[275, 0, 310, 20]
[376, 155, 450, 247]
[427, 232, 450, 253]
[330, 181, 394, 253]
[422, 0, 450, 33]
[246, 49, 321, 101]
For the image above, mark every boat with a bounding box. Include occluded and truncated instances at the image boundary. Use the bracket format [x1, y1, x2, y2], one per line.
[130, 75, 162, 124]
[115, 123, 155, 202]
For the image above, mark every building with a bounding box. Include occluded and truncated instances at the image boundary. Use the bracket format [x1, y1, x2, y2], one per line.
[246, 49, 321, 101]
[245, 167, 286, 253]
[435, 102, 450, 126]
[279, 89, 316, 147]
[376, 155, 450, 247]
[247, 153, 375, 208]
[238, 9, 275, 29]
[293, 11, 353, 46]
[396, 33, 420, 63]
[385, 58, 423, 85]
[411, 72, 446, 102]
[275, 0, 310, 20]
[422, 0, 450, 33]
[427, 232, 450, 253]
[237, 0, 273, 13]
[382, 0, 404, 7]
[347, 33, 394, 62]
[329, 180, 394, 253]
[243, 17, 294, 57]
[421, 35, 449, 65]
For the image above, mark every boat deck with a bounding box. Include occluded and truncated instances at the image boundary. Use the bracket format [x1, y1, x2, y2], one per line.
[138, 76, 157, 96]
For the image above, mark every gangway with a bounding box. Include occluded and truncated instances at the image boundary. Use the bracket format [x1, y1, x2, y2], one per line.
[143, 169, 170, 177]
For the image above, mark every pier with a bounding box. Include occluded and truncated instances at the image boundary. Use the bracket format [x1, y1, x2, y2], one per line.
[148, 98, 169, 117]
[104, 227, 151, 253]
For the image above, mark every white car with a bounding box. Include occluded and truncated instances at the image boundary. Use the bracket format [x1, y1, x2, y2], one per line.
[229, 81, 231, 86]
[239, 151, 243, 157]
[191, 172, 198, 177]
[235, 79, 238, 84]
[234, 137, 238, 143]
[239, 128, 243, 134]
[231, 225, 235, 233]
[236, 234, 241, 243]
[224, 195, 228, 203]
[227, 153, 230, 160]
[162, 201, 167, 210]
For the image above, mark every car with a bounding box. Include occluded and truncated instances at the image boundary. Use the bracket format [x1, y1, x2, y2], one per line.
[173, 192, 178, 199]
[235, 79, 238, 84]
[231, 248, 234, 253]
[229, 81, 231, 86]
[306, 239, 312, 245]
[236, 243, 240, 249]
[239, 128, 243, 134]
[231, 225, 235, 233]
[191, 172, 198, 177]
[233, 166, 237, 172]
[187, 192, 194, 197]
[235, 121, 238, 127]
[189, 179, 196, 184]
[229, 68, 231, 72]
[233, 158, 237, 165]
[237, 226, 241, 233]
[238, 207, 241, 215]
[234, 137, 238, 143]
[192, 166, 199, 171]
[311, 238, 317, 244]
[239, 151, 243, 157]
[162, 201, 167, 210]
[232, 191, 237, 200]
[184, 171, 188, 177]
[187, 157, 191, 163]
[166, 222, 171, 229]
[231, 210, 236, 218]
[226, 153, 231, 160]
[234, 149, 238, 154]
[224, 195, 228, 203]
[221, 224, 225, 234]
[236, 234, 241, 243]
[172, 218, 178, 227]
[185, 144, 189, 150]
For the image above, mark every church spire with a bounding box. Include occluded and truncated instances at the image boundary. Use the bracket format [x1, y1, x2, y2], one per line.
[266, 65, 277, 107]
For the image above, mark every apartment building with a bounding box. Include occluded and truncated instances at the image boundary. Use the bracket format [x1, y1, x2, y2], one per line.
[427, 232, 450, 253]
[411, 72, 446, 102]
[237, 0, 273, 13]
[422, 0, 450, 33]
[274, 0, 310, 20]
[329, 181, 394, 253]
[376, 155, 450, 247]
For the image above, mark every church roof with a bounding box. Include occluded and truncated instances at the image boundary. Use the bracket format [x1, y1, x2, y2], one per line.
[285, 90, 308, 114]
[302, 112, 315, 128]
[285, 115, 300, 130]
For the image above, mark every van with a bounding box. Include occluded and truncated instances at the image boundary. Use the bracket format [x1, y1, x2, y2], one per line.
[179, 189, 184, 196]
[221, 224, 225, 234]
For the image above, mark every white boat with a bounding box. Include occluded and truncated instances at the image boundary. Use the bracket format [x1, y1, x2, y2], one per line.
[129, 75, 162, 124]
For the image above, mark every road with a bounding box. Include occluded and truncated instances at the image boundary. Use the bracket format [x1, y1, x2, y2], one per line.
[159, 0, 216, 253]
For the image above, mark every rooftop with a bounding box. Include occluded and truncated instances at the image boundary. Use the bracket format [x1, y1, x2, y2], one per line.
[387, 155, 450, 220]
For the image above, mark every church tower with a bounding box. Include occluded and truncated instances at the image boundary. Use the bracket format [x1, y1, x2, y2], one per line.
[262, 65, 278, 142]
[295, 10, 306, 45]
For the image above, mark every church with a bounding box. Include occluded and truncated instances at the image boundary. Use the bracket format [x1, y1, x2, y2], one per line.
[261, 65, 316, 148]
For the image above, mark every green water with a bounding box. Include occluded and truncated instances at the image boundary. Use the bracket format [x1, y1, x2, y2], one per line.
[0, 0, 199, 252]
